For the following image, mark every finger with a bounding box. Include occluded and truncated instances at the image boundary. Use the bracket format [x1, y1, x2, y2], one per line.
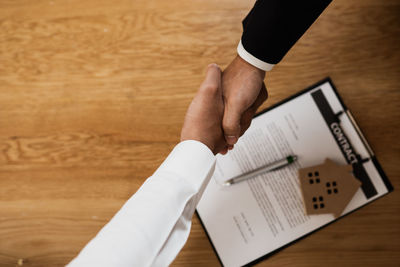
[219, 147, 228, 155]
[239, 109, 255, 136]
[251, 82, 268, 110]
[200, 63, 221, 93]
[238, 83, 268, 136]
[222, 104, 241, 145]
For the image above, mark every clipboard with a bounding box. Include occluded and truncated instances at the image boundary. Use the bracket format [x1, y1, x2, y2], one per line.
[196, 78, 393, 267]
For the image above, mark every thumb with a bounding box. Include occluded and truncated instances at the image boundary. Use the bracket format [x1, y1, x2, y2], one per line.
[222, 104, 241, 145]
[200, 63, 221, 92]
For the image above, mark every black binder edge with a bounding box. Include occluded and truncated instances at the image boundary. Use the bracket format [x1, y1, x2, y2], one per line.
[195, 77, 393, 267]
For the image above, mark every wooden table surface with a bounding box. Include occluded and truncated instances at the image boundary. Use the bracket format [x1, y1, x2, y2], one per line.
[0, 0, 399, 266]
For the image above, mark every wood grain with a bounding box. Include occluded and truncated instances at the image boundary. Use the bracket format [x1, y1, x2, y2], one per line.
[0, 0, 399, 266]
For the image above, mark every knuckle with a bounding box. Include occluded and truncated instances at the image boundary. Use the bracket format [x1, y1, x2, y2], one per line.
[201, 82, 219, 94]
[223, 120, 238, 133]
[227, 95, 245, 109]
[222, 121, 233, 131]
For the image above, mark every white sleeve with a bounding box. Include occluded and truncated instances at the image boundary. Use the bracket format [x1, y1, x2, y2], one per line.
[67, 140, 216, 267]
[237, 40, 275, 71]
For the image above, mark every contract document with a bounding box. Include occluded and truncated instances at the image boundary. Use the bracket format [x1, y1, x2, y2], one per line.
[196, 78, 393, 267]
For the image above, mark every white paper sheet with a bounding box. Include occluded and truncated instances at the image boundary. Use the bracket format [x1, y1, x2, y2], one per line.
[196, 80, 391, 267]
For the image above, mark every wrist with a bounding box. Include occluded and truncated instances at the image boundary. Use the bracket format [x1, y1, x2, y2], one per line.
[235, 55, 265, 80]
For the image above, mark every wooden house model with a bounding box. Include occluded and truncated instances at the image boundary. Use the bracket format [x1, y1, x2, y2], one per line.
[298, 159, 362, 218]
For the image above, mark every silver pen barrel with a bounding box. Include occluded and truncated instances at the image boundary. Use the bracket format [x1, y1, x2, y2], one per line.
[224, 155, 297, 186]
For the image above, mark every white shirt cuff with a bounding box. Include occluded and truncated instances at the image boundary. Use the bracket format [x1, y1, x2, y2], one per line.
[155, 140, 215, 191]
[237, 40, 275, 71]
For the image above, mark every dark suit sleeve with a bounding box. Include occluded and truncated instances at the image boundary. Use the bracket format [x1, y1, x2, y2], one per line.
[238, 0, 332, 70]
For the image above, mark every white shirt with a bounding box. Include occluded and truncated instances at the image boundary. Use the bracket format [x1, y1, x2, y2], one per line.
[68, 140, 216, 267]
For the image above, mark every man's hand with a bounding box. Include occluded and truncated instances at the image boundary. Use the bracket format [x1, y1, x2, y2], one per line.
[181, 64, 228, 155]
[222, 55, 268, 147]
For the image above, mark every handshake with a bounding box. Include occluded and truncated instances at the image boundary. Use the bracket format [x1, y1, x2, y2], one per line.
[181, 56, 268, 155]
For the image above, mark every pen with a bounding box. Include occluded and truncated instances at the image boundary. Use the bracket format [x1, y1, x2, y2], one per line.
[223, 155, 298, 186]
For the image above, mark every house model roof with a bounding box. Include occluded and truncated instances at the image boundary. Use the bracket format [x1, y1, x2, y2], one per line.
[298, 158, 362, 218]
